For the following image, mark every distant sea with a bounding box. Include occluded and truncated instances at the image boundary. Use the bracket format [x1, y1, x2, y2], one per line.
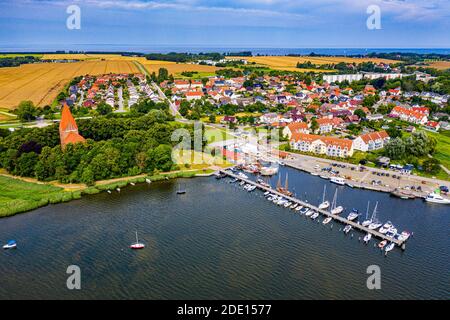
[1, 45, 449, 55]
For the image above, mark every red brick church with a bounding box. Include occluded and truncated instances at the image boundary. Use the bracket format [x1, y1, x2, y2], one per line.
[59, 103, 85, 148]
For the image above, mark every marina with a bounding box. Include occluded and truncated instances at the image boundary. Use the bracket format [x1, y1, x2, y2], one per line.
[219, 169, 409, 249]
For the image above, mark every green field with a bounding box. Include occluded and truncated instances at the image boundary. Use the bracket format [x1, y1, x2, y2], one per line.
[427, 130, 450, 169]
[0, 175, 79, 217]
[204, 127, 235, 144]
[175, 72, 216, 79]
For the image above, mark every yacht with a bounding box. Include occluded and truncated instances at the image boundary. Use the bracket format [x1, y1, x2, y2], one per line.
[322, 217, 332, 225]
[130, 231, 145, 250]
[361, 201, 372, 226]
[368, 222, 383, 230]
[346, 209, 360, 221]
[425, 192, 450, 204]
[330, 176, 346, 186]
[330, 189, 343, 215]
[331, 206, 344, 215]
[343, 225, 352, 234]
[363, 233, 372, 244]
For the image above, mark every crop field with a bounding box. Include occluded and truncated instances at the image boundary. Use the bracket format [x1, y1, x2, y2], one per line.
[424, 61, 450, 70]
[228, 56, 399, 72]
[140, 62, 219, 77]
[0, 60, 139, 109]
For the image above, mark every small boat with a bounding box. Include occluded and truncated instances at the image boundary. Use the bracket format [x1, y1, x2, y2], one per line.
[130, 231, 145, 250]
[346, 183, 354, 188]
[260, 166, 278, 176]
[398, 231, 411, 242]
[385, 242, 395, 253]
[116, 188, 121, 192]
[361, 201, 372, 226]
[379, 221, 395, 234]
[318, 185, 329, 209]
[385, 230, 397, 239]
[145, 178, 152, 184]
[107, 190, 112, 194]
[319, 175, 329, 180]
[305, 210, 314, 217]
[329, 189, 343, 214]
[363, 233, 372, 244]
[322, 217, 332, 225]
[290, 203, 298, 209]
[311, 211, 319, 219]
[347, 209, 359, 221]
[368, 222, 383, 230]
[177, 184, 186, 194]
[424, 191, 450, 204]
[238, 172, 249, 179]
[284, 202, 292, 208]
[264, 191, 270, 196]
[331, 206, 344, 215]
[367, 202, 382, 230]
[3, 240, 17, 250]
[378, 240, 387, 249]
[310, 172, 319, 176]
[130, 182, 136, 186]
[299, 207, 309, 215]
[295, 206, 303, 212]
[343, 225, 352, 234]
[239, 181, 246, 186]
[330, 176, 345, 186]
[247, 185, 257, 192]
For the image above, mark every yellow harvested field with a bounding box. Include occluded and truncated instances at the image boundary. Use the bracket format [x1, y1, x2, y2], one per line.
[425, 61, 450, 70]
[0, 60, 139, 109]
[228, 56, 399, 71]
[141, 62, 219, 75]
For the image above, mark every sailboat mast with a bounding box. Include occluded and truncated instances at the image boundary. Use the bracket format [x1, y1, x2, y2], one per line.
[285, 173, 288, 190]
[135, 231, 139, 243]
[365, 201, 370, 220]
[322, 185, 326, 203]
[277, 175, 281, 189]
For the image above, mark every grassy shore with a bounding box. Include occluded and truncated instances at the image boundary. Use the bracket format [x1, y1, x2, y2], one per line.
[0, 169, 216, 218]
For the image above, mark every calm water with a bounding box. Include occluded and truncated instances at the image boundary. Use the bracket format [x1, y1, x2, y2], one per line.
[1, 45, 449, 55]
[0, 167, 448, 300]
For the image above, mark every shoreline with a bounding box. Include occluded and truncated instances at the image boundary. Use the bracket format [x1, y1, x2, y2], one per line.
[0, 169, 216, 218]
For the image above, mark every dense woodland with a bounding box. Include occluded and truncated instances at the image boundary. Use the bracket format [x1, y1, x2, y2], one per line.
[0, 111, 202, 186]
[0, 56, 40, 68]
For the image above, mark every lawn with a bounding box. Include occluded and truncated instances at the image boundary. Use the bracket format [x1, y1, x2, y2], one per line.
[204, 127, 235, 144]
[173, 150, 232, 170]
[427, 130, 450, 169]
[0, 175, 78, 217]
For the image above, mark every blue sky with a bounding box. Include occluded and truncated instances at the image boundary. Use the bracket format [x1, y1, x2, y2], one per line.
[0, 0, 449, 50]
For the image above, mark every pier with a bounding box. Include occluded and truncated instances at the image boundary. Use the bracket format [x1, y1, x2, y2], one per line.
[219, 169, 407, 249]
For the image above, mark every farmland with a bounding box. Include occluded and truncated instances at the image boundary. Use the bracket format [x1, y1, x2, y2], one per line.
[140, 61, 220, 78]
[227, 56, 399, 72]
[0, 60, 139, 109]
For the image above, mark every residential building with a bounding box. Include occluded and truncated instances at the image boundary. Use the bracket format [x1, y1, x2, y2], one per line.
[290, 133, 354, 158]
[353, 130, 390, 152]
[283, 122, 310, 138]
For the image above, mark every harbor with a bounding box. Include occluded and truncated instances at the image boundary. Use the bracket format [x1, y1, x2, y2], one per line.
[219, 169, 409, 250]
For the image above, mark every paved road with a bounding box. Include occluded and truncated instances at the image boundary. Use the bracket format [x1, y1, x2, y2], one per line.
[116, 87, 125, 113]
[151, 82, 181, 117]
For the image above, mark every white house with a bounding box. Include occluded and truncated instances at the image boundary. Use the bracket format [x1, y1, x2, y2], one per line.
[353, 130, 390, 152]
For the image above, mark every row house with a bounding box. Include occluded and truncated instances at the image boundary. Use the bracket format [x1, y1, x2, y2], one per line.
[282, 122, 310, 138]
[389, 106, 428, 125]
[353, 130, 390, 152]
[290, 133, 354, 158]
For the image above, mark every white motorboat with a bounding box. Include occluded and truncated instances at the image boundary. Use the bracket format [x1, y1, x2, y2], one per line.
[363, 233, 372, 244]
[346, 209, 360, 221]
[322, 217, 332, 225]
[398, 231, 411, 242]
[379, 221, 395, 234]
[331, 206, 344, 215]
[260, 166, 279, 176]
[284, 202, 292, 208]
[3, 240, 17, 250]
[247, 185, 257, 192]
[330, 176, 345, 185]
[305, 210, 314, 217]
[310, 172, 319, 176]
[385, 242, 395, 253]
[319, 175, 329, 180]
[425, 192, 450, 204]
[385, 230, 397, 239]
[239, 181, 246, 186]
[264, 191, 270, 196]
[290, 203, 298, 209]
[295, 206, 303, 212]
[343, 225, 352, 234]
[238, 172, 249, 179]
[311, 212, 319, 219]
[300, 207, 309, 215]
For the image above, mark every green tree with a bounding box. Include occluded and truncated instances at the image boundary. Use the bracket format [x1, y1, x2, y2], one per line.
[384, 137, 406, 160]
[422, 158, 441, 174]
[16, 100, 38, 122]
[310, 118, 319, 133]
[97, 102, 113, 115]
[354, 109, 367, 120]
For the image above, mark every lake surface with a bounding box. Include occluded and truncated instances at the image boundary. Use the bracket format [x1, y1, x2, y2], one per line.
[0, 166, 448, 299]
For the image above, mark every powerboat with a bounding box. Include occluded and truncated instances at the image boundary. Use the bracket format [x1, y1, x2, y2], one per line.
[378, 240, 387, 249]
[398, 231, 411, 242]
[311, 212, 319, 219]
[425, 192, 450, 204]
[379, 221, 395, 234]
[385, 242, 395, 253]
[300, 207, 309, 215]
[330, 176, 346, 186]
[290, 203, 298, 209]
[343, 225, 352, 234]
[305, 210, 314, 217]
[238, 172, 249, 179]
[322, 217, 332, 225]
[368, 222, 383, 230]
[346, 209, 360, 221]
[363, 233, 372, 244]
[295, 206, 303, 212]
[3, 240, 17, 250]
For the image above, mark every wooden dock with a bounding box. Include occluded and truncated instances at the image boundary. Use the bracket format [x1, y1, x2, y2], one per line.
[219, 170, 407, 249]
